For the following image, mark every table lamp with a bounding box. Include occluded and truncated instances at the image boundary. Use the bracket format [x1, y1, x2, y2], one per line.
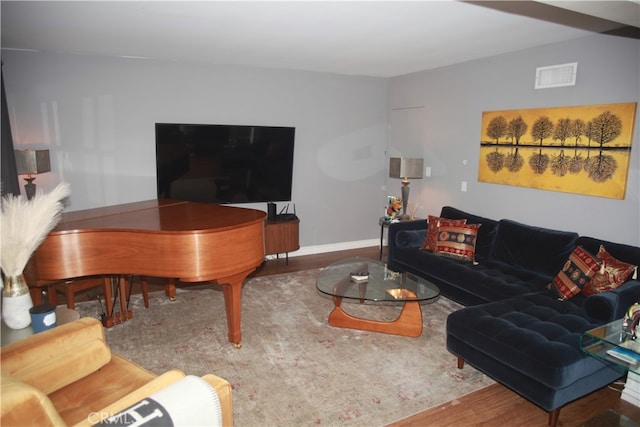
[389, 157, 423, 220]
[15, 149, 51, 200]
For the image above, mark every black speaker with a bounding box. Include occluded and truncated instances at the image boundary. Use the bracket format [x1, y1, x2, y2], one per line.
[267, 202, 277, 220]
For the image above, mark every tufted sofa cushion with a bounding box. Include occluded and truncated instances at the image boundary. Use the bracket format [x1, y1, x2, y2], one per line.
[389, 234, 552, 306]
[492, 219, 579, 277]
[446, 293, 620, 391]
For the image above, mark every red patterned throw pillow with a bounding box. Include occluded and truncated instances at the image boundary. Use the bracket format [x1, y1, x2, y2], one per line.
[551, 246, 602, 300]
[434, 223, 481, 262]
[582, 245, 638, 296]
[421, 215, 467, 252]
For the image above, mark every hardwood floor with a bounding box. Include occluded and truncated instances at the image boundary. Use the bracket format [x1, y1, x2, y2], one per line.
[252, 246, 381, 277]
[389, 382, 639, 427]
[63, 245, 640, 426]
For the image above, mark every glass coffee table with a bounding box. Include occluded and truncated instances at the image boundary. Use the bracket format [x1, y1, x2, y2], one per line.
[580, 319, 640, 409]
[316, 257, 440, 337]
[580, 319, 640, 374]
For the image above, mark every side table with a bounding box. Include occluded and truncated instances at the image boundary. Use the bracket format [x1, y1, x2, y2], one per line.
[265, 218, 300, 264]
[1, 306, 80, 345]
[580, 319, 640, 407]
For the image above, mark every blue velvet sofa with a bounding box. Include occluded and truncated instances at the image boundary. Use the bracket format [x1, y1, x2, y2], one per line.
[387, 206, 640, 426]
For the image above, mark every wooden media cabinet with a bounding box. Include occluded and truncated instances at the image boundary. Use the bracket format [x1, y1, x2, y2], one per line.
[264, 218, 300, 263]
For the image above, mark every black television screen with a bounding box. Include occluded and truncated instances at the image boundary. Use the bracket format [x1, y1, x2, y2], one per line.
[155, 123, 295, 204]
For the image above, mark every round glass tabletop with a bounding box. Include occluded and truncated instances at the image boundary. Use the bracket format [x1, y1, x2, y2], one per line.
[316, 257, 440, 303]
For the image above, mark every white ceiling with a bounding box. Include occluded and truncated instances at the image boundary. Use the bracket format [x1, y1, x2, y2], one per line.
[1, 1, 638, 78]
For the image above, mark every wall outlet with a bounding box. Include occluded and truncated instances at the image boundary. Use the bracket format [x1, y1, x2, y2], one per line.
[461, 181, 467, 192]
[425, 166, 431, 177]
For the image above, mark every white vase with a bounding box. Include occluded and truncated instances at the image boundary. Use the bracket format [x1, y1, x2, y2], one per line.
[2, 274, 34, 329]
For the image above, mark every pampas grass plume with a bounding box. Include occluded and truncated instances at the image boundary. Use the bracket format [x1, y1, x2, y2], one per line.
[1, 183, 71, 277]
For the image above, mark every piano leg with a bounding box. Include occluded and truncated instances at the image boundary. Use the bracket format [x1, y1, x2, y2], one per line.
[219, 269, 255, 348]
[102, 277, 114, 326]
[118, 276, 134, 322]
[102, 276, 134, 328]
[165, 278, 177, 301]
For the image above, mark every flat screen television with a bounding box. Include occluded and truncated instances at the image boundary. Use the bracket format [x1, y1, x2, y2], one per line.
[155, 123, 295, 204]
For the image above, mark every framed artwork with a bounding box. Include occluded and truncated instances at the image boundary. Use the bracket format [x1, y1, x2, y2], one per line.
[385, 196, 402, 220]
[478, 102, 637, 199]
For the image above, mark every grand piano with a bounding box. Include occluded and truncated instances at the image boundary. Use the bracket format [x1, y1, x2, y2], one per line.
[31, 199, 266, 347]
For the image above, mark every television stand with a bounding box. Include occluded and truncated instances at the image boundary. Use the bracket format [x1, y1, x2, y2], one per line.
[265, 218, 300, 264]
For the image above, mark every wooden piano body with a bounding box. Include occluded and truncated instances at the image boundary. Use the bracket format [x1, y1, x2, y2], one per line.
[31, 199, 266, 347]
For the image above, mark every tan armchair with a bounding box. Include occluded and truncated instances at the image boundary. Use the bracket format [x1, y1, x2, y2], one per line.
[1, 317, 233, 426]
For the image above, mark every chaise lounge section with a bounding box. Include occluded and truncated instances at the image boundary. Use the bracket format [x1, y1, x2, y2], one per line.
[387, 206, 640, 426]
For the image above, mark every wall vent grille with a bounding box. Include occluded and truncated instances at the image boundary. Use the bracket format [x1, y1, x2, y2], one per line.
[535, 62, 577, 89]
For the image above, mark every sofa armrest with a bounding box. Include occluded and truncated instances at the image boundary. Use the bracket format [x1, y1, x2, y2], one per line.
[1, 318, 111, 394]
[1, 373, 67, 427]
[202, 374, 234, 427]
[584, 279, 640, 322]
[387, 220, 427, 264]
[75, 370, 234, 427]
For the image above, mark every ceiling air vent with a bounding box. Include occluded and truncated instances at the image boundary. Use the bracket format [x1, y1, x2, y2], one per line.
[535, 62, 577, 89]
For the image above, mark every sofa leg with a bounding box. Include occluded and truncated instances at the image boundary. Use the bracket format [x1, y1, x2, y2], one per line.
[457, 357, 464, 369]
[548, 408, 560, 427]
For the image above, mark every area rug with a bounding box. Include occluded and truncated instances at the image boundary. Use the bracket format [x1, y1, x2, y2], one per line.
[74, 269, 494, 426]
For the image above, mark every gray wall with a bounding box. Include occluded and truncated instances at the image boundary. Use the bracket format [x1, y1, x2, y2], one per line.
[389, 34, 640, 246]
[3, 32, 639, 252]
[2, 51, 388, 251]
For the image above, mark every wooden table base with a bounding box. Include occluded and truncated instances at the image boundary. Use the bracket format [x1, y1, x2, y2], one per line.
[328, 292, 423, 337]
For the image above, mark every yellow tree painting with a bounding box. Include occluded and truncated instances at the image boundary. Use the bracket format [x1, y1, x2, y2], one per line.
[478, 102, 637, 199]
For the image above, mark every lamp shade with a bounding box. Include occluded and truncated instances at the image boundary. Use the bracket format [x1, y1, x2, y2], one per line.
[15, 150, 51, 175]
[389, 157, 424, 180]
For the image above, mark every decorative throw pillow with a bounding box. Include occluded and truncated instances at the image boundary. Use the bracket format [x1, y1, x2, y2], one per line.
[582, 245, 638, 296]
[551, 246, 602, 300]
[421, 215, 467, 252]
[434, 223, 481, 262]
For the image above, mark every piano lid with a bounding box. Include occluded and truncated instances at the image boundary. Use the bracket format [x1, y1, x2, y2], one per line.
[53, 199, 266, 233]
